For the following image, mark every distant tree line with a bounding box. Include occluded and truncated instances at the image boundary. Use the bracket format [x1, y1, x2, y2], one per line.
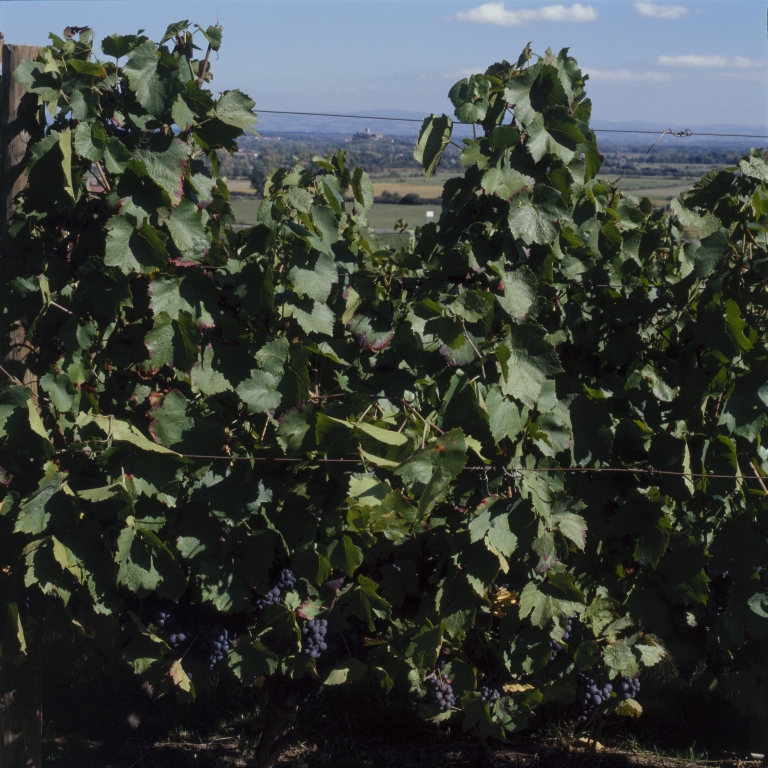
[212, 133, 752, 195]
[213, 133, 461, 196]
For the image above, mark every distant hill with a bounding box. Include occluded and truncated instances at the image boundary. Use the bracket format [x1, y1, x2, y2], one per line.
[253, 108, 765, 150]
[255, 109, 472, 140]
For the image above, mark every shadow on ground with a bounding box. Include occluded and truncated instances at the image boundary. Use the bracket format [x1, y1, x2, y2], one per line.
[43, 633, 754, 768]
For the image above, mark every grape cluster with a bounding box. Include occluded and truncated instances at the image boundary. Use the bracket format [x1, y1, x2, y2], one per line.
[302, 619, 328, 659]
[617, 676, 640, 700]
[551, 614, 577, 659]
[168, 629, 190, 651]
[425, 674, 456, 712]
[253, 568, 296, 611]
[575, 673, 612, 724]
[491, 582, 510, 596]
[199, 625, 232, 669]
[154, 606, 172, 628]
[479, 684, 500, 704]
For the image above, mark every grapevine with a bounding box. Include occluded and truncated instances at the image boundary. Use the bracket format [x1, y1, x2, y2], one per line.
[0, 21, 765, 755]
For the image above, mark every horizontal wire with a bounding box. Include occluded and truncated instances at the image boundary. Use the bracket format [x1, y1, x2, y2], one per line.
[255, 109, 768, 140]
[32, 444, 767, 481]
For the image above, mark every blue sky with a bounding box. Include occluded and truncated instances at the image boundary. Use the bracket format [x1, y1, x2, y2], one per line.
[1, 1, 765, 127]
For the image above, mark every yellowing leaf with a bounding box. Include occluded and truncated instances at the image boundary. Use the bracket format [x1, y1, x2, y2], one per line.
[576, 737, 604, 751]
[615, 698, 643, 717]
[503, 682, 534, 693]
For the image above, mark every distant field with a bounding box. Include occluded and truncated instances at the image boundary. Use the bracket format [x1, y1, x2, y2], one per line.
[367, 203, 440, 231]
[228, 170, 707, 232]
[230, 197, 439, 232]
[226, 178, 256, 195]
[598, 175, 699, 206]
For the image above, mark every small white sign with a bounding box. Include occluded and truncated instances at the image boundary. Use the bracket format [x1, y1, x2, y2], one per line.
[426, 211, 434, 219]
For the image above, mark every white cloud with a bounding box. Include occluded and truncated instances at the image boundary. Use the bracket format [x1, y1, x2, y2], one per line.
[586, 69, 674, 82]
[455, 3, 597, 27]
[635, 2, 689, 20]
[658, 54, 763, 68]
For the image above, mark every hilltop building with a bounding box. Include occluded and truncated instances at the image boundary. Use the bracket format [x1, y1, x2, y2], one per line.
[354, 127, 384, 141]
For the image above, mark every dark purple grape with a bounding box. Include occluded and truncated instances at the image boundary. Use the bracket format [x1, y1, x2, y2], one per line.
[425, 674, 456, 712]
[575, 672, 614, 724]
[199, 625, 231, 670]
[302, 618, 328, 660]
[479, 684, 500, 704]
[254, 568, 297, 610]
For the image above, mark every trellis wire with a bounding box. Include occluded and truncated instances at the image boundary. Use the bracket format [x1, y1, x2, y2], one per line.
[38, 445, 767, 484]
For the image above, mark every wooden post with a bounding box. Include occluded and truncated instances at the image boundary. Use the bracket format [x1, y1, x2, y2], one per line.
[0, 41, 43, 768]
[1, 43, 43, 397]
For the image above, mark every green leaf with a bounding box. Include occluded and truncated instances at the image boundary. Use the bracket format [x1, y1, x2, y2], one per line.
[396, 429, 468, 517]
[68, 59, 108, 78]
[166, 199, 212, 264]
[148, 271, 216, 326]
[635, 642, 666, 667]
[160, 20, 191, 44]
[508, 185, 567, 245]
[237, 371, 282, 414]
[74, 121, 107, 162]
[414, 114, 453, 179]
[495, 267, 536, 320]
[147, 389, 194, 448]
[691, 229, 729, 279]
[15, 467, 70, 535]
[105, 216, 168, 275]
[603, 640, 639, 678]
[116, 521, 186, 599]
[200, 24, 224, 52]
[1, 603, 26, 661]
[574, 640, 600, 670]
[76, 413, 186, 458]
[40, 373, 77, 413]
[351, 167, 374, 211]
[123, 40, 175, 117]
[324, 658, 368, 685]
[330, 534, 364, 577]
[481, 166, 532, 199]
[103, 137, 131, 174]
[101, 33, 145, 59]
[58, 127, 74, 199]
[500, 323, 562, 408]
[132, 137, 190, 206]
[518, 573, 584, 628]
[191, 346, 233, 395]
[145, 311, 201, 372]
[356, 422, 408, 446]
[289, 252, 338, 303]
[215, 90, 256, 130]
[229, 636, 278, 683]
[286, 298, 335, 336]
